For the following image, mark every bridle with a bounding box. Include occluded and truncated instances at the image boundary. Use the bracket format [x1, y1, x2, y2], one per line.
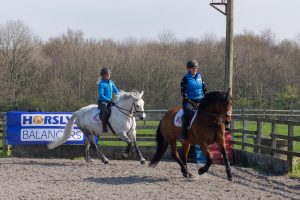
[201, 102, 232, 125]
[114, 101, 145, 118]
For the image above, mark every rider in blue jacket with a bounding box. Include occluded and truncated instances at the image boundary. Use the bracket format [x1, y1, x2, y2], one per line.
[179, 60, 207, 141]
[98, 67, 119, 132]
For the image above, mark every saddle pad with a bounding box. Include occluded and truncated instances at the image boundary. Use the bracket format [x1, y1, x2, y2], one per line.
[174, 109, 198, 128]
[90, 107, 101, 124]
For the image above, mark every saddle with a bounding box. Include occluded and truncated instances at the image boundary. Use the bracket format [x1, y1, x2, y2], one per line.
[99, 102, 115, 120]
[174, 109, 198, 128]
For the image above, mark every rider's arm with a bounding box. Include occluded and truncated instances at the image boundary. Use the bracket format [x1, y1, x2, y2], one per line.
[112, 81, 119, 95]
[180, 76, 189, 101]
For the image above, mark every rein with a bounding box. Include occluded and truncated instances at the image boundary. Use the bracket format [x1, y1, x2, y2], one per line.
[200, 107, 231, 125]
[114, 102, 145, 118]
[201, 110, 223, 124]
[108, 101, 144, 136]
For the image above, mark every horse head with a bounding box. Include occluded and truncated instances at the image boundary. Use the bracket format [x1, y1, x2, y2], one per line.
[199, 88, 232, 124]
[116, 90, 146, 120]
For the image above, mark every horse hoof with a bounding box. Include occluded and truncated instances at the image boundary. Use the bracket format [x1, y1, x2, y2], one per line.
[182, 172, 192, 178]
[198, 167, 206, 175]
[183, 173, 188, 178]
[85, 158, 94, 163]
[122, 153, 129, 159]
[227, 175, 233, 181]
[149, 162, 157, 168]
[102, 159, 109, 164]
[140, 159, 146, 165]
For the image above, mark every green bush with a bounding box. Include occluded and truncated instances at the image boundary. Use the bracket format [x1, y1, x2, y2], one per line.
[274, 86, 300, 109]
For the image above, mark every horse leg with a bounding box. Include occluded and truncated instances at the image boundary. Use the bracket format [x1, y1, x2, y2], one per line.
[198, 143, 212, 175]
[119, 132, 132, 143]
[133, 142, 146, 164]
[127, 130, 146, 164]
[84, 138, 93, 162]
[81, 128, 93, 162]
[217, 141, 233, 181]
[181, 143, 191, 167]
[181, 142, 193, 177]
[86, 133, 109, 164]
[122, 142, 132, 159]
[170, 140, 191, 178]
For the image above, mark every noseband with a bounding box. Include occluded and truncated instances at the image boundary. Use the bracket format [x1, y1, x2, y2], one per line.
[114, 101, 145, 118]
[201, 102, 231, 125]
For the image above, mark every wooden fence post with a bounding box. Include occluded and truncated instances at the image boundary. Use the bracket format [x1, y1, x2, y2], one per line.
[255, 120, 262, 153]
[270, 122, 277, 156]
[242, 119, 248, 151]
[2, 114, 7, 156]
[287, 123, 294, 172]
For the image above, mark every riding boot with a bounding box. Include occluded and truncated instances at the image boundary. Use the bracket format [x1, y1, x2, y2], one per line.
[178, 116, 189, 141]
[101, 112, 108, 133]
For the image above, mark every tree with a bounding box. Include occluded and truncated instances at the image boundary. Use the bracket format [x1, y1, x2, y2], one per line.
[274, 86, 299, 109]
[0, 20, 43, 108]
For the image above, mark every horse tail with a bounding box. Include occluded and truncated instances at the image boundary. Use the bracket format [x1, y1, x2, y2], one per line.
[47, 112, 77, 150]
[149, 122, 169, 167]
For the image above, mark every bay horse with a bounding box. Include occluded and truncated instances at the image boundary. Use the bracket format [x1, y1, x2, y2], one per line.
[150, 89, 233, 181]
[48, 90, 147, 164]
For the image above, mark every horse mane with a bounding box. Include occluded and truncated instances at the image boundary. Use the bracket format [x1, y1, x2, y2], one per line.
[198, 91, 229, 110]
[115, 90, 142, 102]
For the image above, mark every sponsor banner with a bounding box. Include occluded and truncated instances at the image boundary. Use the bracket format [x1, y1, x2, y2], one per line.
[6, 111, 95, 145]
[20, 114, 78, 127]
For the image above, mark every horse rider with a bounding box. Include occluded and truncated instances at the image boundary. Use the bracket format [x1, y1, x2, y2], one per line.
[179, 59, 207, 141]
[98, 67, 119, 133]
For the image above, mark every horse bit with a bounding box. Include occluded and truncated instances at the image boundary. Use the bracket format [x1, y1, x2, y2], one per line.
[114, 102, 144, 118]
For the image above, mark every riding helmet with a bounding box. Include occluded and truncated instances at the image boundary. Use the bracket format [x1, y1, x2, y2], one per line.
[186, 59, 199, 69]
[100, 67, 111, 76]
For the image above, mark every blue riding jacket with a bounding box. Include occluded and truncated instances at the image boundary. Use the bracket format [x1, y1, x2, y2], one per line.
[98, 79, 119, 103]
[181, 72, 205, 102]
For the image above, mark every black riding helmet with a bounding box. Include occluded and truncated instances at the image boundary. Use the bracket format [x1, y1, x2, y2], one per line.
[100, 67, 111, 76]
[186, 59, 199, 69]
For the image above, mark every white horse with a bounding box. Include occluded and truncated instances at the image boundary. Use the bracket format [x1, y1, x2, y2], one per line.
[48, 90, 147, 164]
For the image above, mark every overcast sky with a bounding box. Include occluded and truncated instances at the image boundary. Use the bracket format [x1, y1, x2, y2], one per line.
[1, 0, 300, 42]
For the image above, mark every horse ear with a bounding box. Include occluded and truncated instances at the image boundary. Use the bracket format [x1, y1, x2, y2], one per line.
[140, 91, 144, 98]
[227, 88, 231, 94]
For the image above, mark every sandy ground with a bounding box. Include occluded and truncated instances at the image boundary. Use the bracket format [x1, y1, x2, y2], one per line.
[0, 158, 299, 200]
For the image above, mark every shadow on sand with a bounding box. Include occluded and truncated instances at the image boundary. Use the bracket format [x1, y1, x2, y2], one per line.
[207, 167, 300, 199]
[84, 175, 169, 185]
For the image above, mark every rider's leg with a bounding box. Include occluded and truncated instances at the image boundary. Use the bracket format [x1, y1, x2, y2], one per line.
[178, 102, 192, 141]
[102, 112, 109, 133]
[98, 102, 108, 133]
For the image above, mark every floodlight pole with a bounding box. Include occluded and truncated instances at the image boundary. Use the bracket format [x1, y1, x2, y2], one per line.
[210, 0, 234, 96]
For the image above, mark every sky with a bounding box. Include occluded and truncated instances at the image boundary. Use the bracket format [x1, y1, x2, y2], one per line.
[1, 0, 300, 42]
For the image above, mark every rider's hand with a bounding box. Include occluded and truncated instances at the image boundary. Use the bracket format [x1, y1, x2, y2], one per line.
[187, 99, 197, 108]
[108, 101, 115, 107]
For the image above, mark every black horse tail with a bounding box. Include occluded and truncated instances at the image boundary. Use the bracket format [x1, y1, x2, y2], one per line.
[149, 122, 169, 167]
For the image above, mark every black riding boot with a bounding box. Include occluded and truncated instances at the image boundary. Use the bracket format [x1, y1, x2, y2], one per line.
[178, 116, 189, 141]
[101, 112, 108, 133]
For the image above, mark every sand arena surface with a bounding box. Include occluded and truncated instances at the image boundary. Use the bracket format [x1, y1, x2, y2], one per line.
[0, 158, 299, 200]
